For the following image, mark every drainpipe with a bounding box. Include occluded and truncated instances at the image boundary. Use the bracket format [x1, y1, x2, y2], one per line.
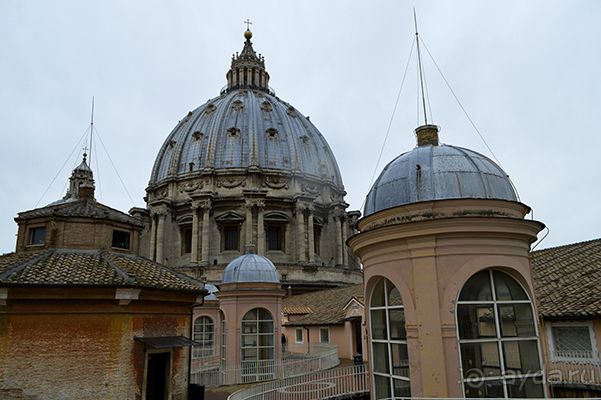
[304, 326, 311, 355]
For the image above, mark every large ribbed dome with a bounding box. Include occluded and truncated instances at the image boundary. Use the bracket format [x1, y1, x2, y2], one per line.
[149, 30, 343, 189]
[149, 90, 343, 188]
[364, 125, 518, 216]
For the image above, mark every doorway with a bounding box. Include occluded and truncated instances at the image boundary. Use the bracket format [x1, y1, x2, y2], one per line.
[352, 319, 363, 356]
[145, 352, 170, 400]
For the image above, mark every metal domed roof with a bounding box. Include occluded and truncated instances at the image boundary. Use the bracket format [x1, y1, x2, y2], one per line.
[364, 130, 518, 216]
[203, 283, 219, 300]
[149, 31, 343, 190]
[149, 90, 343, 188]
[222, 253, 280, 284]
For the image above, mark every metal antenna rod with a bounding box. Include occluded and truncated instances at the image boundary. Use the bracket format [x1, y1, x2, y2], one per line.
[414, 9, 428, 125]
[89, 96, 94, 167]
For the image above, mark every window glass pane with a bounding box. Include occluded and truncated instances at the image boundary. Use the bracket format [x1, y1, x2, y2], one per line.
[371, 309, 387, 340]
[372, 342, 390, 373]
[371, 279, 386, 307]
[464, 379, 504, 398]
[258, 308, 272, 321]
[242, 322, 257, 334]
[391, 343, 410, 378]
[112, 230, 130, 249]
[243, 309, 257, 321]
[388, 309, 407, 340]
[267, 225, 283, 251]
[242, 348, 257, 360]
[295, 328, 303, 342]
[552, 326, 593, 355]
[502, 340, 540, 374]
[374, 374, 391, 400]
[457, 305, 496, 339]
[320, 328, 329, 343]
[242, 335, 257, 347]
[499, 304, 535, 337]
[506, 377, 545, 398]
[258, 335, 274, 347]
[459, 270, 492, 301]
[29, 227, 46, 245]
[460, 342, 501, 378]
[392, 378, 411, 397]
[388, 283, 403, 306]
[493, 270, 528, 301]
[259, 320, 273, 333]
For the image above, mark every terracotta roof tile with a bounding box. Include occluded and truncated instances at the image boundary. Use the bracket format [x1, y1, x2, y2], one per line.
[16, 199, 143, 227]
[0, 249, 204, 293]
[531, 238, 601, 319]
[283, 284, 363, 326]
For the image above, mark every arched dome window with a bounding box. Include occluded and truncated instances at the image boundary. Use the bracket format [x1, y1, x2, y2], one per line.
[193, 316, 215, 358]
[456, 269, 544, 397]
[369, 278, 411, 399]
[220, 310, 226, 370]
[241, 308, 274, 382]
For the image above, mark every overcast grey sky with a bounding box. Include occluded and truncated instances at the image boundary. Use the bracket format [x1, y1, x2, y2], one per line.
[1, 1, 599, 253]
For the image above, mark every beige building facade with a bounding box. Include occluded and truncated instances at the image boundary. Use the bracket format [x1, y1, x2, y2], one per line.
[349, 125, 547, 399]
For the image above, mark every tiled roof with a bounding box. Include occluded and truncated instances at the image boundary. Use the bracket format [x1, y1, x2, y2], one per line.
[0, 249, 204, 293]
[531, 238, 601, 319]
[16, 198, 143, 227]
[282, 284, 363, 326]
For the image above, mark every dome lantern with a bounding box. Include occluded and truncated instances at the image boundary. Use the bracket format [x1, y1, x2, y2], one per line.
[226, 29, 270, 93]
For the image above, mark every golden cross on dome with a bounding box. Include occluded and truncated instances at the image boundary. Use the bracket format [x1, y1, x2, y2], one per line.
[244, 19, 252, 30]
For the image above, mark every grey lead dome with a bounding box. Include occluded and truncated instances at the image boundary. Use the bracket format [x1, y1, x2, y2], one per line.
[149, 89, 343, 189]
[222, 253, 280, 284]
[364, 138, 518, 216]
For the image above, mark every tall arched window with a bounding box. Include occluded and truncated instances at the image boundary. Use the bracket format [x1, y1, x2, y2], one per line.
[241, 308, 274, 382]
[220, 310, 226, 368]
[456, 269, 544, 397]
[369, 278, 410, 399]
[192, 316, 214, 358]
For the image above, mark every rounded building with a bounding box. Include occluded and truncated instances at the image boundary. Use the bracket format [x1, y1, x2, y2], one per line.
[349, 124, 547, 398]
[135, 29, 361, 292]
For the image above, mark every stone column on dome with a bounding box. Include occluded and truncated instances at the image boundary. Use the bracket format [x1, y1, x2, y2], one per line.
[257, 201, 266, 255]
[334, 213, 343, 266]
[190, 202, 200, 264]
[149, 212, 157, 261]
[155, 207, 168, 264]
[245, 200, 254, 248]
[296, 204, 306, 262]
[307, 206, 315, 263]
[341, 215, 349, 266]
[200, 199, 211, 265]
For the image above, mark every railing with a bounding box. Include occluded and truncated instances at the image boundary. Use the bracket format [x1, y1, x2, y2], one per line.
[547, 351, 601, 386]
[191, 343, 339, 387]
[228, 364, 369, 400]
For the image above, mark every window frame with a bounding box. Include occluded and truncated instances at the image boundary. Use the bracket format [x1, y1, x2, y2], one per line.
[295, 328, 304, 344]
[547, 321, 598, 362]
[319, 327, 330, 344]
[240, 308, 275, 382]
[455, 268, 545, 398]
[192, 316, 215, 359]
[180, 225, 192, 255]
[111, 229, 131, 250]
[369, 277, 411, 399]
[265, 223, 285, 252]
[27, 226, 46, 246]
[221, 224, 240, 252]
